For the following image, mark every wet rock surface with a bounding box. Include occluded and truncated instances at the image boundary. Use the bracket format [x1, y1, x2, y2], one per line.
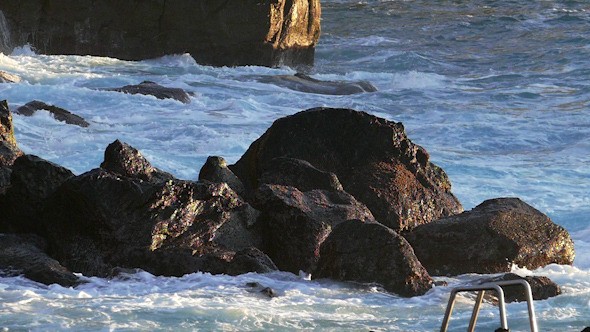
[0, 0, 321, 68]
[404, 198, 575, 276]
[0, 71, 21, 83]
[313, 219, 433, 297]
[231, 107, 463, 231]
[103, 81, 192, 104]
[0, 100, 22, 192]
[259, 73, 377, 95]
[254, 184, 375, 274]
[0, 233, 79, 287]
[476, 273, 562, 303]
[15, 100, 90, 127]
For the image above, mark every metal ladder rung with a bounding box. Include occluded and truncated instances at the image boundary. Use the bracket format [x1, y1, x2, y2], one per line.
[440, 279, 538, 332]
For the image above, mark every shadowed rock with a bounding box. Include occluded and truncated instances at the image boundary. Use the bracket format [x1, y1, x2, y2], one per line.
[199, 156, 247, 198]
[100, 139, 174, 183]
[260, 73, 377, 95]
[226, 247, 278, 276]
[403, 198, 575, 276]
[231, 107, 462, 231]
[254, 184, 375, 274]
[260, 157, 343, 192]
[0, 100, 23, 191]
[2, 154, 74, 234]
[313, 219, 433, 297]
[476, 273, 562, 303]
[103, 81, 191, 104]
[15, 100, 90, 127]
[0, 233, 80, 287]
[0, 0, 321, 68]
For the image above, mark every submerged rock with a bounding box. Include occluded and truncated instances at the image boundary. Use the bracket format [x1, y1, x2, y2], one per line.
[403, 198, 575, 276]
[15, 100, 90, 127]
[313, 219, 433, 297]
[103, 81, 191, 104]
[231, 107, 462, 231]
[0, 233, 80, 287]
[254, 184, 375, 274]
[260, 73, 377, 95]
[0, 0, 321, 67]
[0, 71, 21, 83]
[476, 273, 562, 303]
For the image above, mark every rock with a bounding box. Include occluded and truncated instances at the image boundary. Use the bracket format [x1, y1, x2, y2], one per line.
[260, 157, 343, 192]
[403, 198, 575, 276]
[0, 0, 321, 68]
[0, 71, 21, 83]
[0, 233, 79, 287]
[0, 100, 22, 192]
[1, 154, 74, 234]
[254, 184, 375, 274]
[226, 247, 278, 276]
[476, 273, 561, 303]
[199, 156, 247, 198]
[103, 81, 191, 104]
[260, 73, 377, 95]
[313, 219, 433, 297]
[245, 281, 279, 298]
[230, 107, 462, 231]
[15, 100, 90, 127]
[100, 139, 174, 183]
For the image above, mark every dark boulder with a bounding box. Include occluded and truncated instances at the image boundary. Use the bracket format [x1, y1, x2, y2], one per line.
[199, 156, 247, 198]
[313, 219, 433, 297]
[260, 157, 343, 192]
[403, 198, 575, 276]
[0, 0, 321, 68]
[476, 273, 561, 303]
[254, 184, 375, 274]
[100, 139, 174, 183]
[259, 73, 377, 95]
[230, 107, 462, 231]
[102, 81, 191, 104]
[2, 154, 74, 234]
[226, 247, 278, 276]
[0, 71, 21, 83]
[15, 100, 90, 127]
[0, 100, 22, 192]
[0, 233, 79, 287]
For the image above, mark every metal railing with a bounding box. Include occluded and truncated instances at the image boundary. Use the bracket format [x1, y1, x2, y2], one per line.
[440, 279, 538, 332]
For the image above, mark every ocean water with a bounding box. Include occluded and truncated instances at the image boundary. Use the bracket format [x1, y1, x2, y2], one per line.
[1, 0, 589, 330]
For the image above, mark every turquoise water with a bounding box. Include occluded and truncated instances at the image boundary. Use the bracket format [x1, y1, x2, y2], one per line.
[0, 0, 589, 330]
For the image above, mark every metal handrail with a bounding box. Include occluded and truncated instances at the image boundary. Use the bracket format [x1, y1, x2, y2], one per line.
[440, 279, 538, 332]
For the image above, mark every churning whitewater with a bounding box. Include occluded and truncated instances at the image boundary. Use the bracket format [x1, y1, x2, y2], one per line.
[1, 0, 590, 330]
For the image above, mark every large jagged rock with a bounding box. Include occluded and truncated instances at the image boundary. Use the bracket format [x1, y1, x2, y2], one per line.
[15, 101, 90, 127]
[231, 107, 462, 231]
[0, 233, 79, 287]
[102, 81, 191, 104]
[100, 139, 174, 183]
[254, 184, 375, 274]
[403, 198, 575, 276]
[0, 100, 22, 192]
[313, 219, 433, 297]
[41, 142, 261, 277]
[1, 154, 74, 234]
[0, 0, 321, 68]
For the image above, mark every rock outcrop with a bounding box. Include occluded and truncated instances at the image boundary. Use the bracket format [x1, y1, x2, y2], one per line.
[313, 219, 433, 297]
[15, 101, 90, 127]
[102, 81, 191, 104]
[254, 184, 375, 273]
[0, 0, 321, 68]
[476, 273, 562, 303]
[0, 100, 22, 192]
[0, 233, 79, 287]
[230, 107, 463, 231]
[404, 198, 575, 276]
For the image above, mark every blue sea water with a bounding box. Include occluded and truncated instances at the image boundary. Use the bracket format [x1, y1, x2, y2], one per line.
[0, 0, 589, 330]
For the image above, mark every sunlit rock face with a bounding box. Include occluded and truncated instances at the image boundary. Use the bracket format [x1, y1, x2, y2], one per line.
[0, 0, 321, 68]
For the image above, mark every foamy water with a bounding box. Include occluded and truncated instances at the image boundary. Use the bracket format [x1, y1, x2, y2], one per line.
[1, 0, 590, 330]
